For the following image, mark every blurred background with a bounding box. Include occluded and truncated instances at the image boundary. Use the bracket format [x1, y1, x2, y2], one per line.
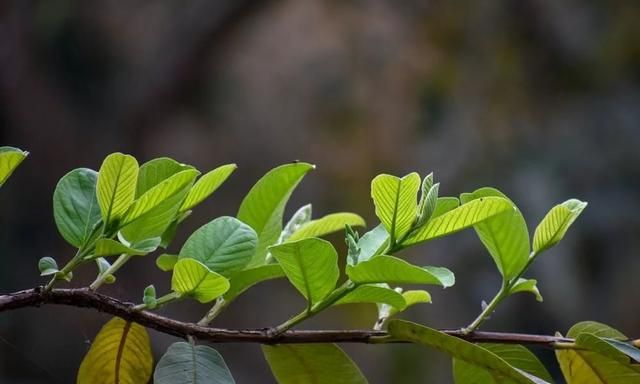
[1, 0, 639, 382]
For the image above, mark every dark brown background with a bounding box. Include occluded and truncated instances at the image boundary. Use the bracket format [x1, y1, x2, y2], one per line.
[1, 1, 639, 382]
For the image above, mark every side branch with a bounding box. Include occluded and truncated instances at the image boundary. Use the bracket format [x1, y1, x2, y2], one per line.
[0, 288, 573, 346]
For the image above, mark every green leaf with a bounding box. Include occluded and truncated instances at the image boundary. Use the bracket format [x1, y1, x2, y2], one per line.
[416, 176, 439, 227]
[460, 188, 529, 280]
[354, 224, 389, 265]
[156, 254, 179, 272]
[154, 342, 235, 384]
[224, 264, 285, 302]
[95, 258, 115, 284]
[454, 344, 553, 383]
[0, 146, 28, 187]
[38, 257, 59, 276]
[179, 216, 258, 277]
[92, 238, 160, 258]
[533, 199, 587, 254]
[402, 197, 514, 246]
[346, 255, 454, 287]
[387, 290, 432, 317]
[180, 163, 237, 212]
[334, 284, 406, 310]
[96, 153, 139, 227]
[143, 285, 157, 308]
[509, 278, 543, 302]
[556, 321, 640, 383]
[53, 168, 102, 248]
[388, 320, 544, 384]
[172, 259, 230, 303]
[269, 238, 339, 305]
[280, 204, 313, 242]
[136, 157, 195, 197]
[287, 212, 366, 242]
[262, 344, 368, 384]
[238, 162, 314, 267]
[160, 210, 191, 248]
[432, 197, 461, 218]
[371, 173, 421, 244]
[601, 339, 640, 364]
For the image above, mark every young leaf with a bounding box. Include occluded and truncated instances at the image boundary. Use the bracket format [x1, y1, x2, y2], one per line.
[432, 197, 460, 218]
[509, 278, 543, 302]
[95, 258, 115, 284]
[96, 153, 139, 227]
[77, 317, 153, 384]
[0, 146, 28, 187]
[346, 255, 454, 287]
[387, 290, 432, 317]
[154, 342, 235, 384]
[38, 257, 59, 276]
[279, 204, 313, 242]
[287, 212, 366, 242]
[53, 168, 102, 248]
[172, 259, 230, 303]
[223, 264, 285, 303]
[136, 157, 195, 197]
[334, 284, 406, 310]
[402, 197, 513, 246]
[262, 344, 368, 384]
[371, 173, 421, 244]
[354, 224, 389, 265]
[238, 162, 314, 267]
[180, 163, 237, 212]
[388, 320, 546, 384]
[143, 285, 157, 308]
[92, 238, 160, 258]
[179, 216, 258, 277]
[269, 238, 339, 305]
[533, 199, 587, 254]
[453, 344, 553, 384]
[156, 253, 179, 272]
[460, 188, 529, 280]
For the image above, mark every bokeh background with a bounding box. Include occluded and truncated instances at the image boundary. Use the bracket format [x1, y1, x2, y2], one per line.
[1, 1, 640, 382]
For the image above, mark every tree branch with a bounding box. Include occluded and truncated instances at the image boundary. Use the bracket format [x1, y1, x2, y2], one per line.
[0, 288, 574, 347]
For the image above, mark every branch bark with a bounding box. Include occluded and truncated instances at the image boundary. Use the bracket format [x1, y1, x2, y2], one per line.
[0, 288, 574, 347]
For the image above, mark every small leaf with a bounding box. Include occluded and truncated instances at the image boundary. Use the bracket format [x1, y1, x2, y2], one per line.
[38, 257, 59, 276]
[287, 212, 366, 242]
[136, 157, 195, 197]
[180, 163, 237, 212]
[402, 197, 514, 246]
[53, 168, 102, 248]
[96, 153, 139, 227]
[416, 181, 439, 227]
[346, 255, 454, 287]
[179, 216, 258, 277]
[334, 284, 406, 310]
[95, 258, 115, 284]
[77, 317, 153, 384]
[154, 342, 235, 384]
[533, 199, 587, 254]
[280, 204, 313, 243]
[0, 146, 28, 187]
[238, 162, 314, 267]
[269, 238, 339, 305]
[432, 197, 460, 218]
[354, 224, 389, 265]
[371, 173, 421, 244]
[92, 238, 159, 258]
[224, 264, 285, 303]
[509, 278, 543, 302]
[387, 290, 432, 317]
[143, 285, 157, 308]
[156, 253, 179, 272]
[388, 320, 545, 384]
[262, 344, 368, 384]
[172, 259, 230, 303]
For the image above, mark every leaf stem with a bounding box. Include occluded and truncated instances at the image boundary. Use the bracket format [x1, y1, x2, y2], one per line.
[461, 283, 509, 335]
[133, 291, 181, 310]
[89, 253, 132, 291]
[197, 298, 229, 326]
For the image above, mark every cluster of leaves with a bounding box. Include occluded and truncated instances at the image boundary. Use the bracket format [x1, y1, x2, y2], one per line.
[2, 148, 640, 383]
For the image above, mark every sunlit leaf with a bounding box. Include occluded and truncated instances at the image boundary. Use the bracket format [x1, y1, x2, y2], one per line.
[287, 212, 366, 242]
[334, 284, 406, 310]
[154, 342, 235, 384]
[156, 253, 179, 272]
[354, 224, 389, 265]
[346, 255, 454, 287]
[371, 173, 421, 244]
[96, 153, 139, 227]
[0, 146, 28, 187]
[269, 238, 339, 305]
[263, 344, 368, 384]
[180, 163, 237, 212]
[92, 237, 160, 258]
[77, 317, 152, 384]
[387, 290, 432, 317]
[238, 163, 314, 267]
[509, 278, 543, 302]
[224, 264, 285, 303]
[533, 199, 587, 254]
[432, 197, 460, 218]
[172, 259, 230, 303]
[136, 157, 194, 197]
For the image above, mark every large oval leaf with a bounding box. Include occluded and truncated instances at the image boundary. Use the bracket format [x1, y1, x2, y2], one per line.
[269, 238, 339, 305]
[238, 163, 314, 267]
[0, 146, 28, 187]
[460, 188, 529, 280]
[180, 164, 237, 212]
[262, 344, 368, 384]
[533, 199, 587, 254]
[172, 259, 230, 303]
[224, 264, 285, 302]
[371, 173, 421, 244]
[136, 157, 195, 197]
[388, 320, 544, 384]
[346, 255, 454, 287]
[179, 216, 257, 277]
[287, 212, 366, 242]
[402, 197, 514, 246]
[154, 342, 235, 384]
[96, 153, 139, 227]
[77, 317, 152, 384]
[53, 168, 101, 248]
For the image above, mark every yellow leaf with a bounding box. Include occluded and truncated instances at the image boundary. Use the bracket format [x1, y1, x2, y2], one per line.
[77, 317, 153, 384]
